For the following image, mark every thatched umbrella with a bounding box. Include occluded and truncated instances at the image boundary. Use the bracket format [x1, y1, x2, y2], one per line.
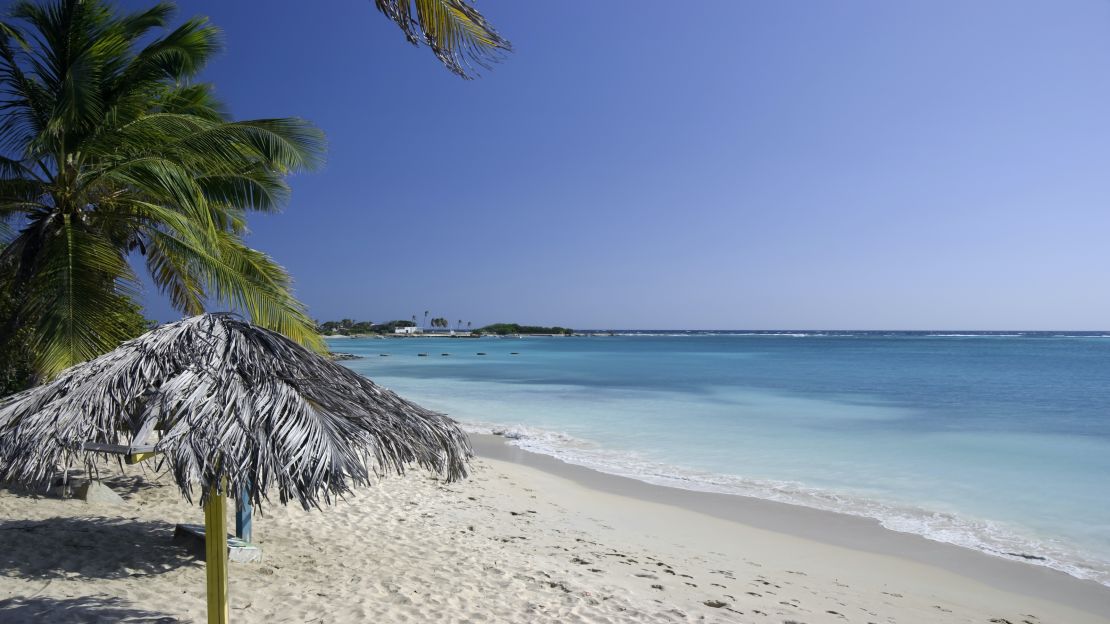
[0, 313, 471, 623]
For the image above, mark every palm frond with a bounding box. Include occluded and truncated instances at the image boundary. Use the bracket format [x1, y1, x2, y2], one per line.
[0, 314, 472, 509]
[175, 119, 326, 174]
[195, 170, 289, 214]
[116, 2, 175, 40]
[0, 1, 325, 380]
[374, 0, 511, 79]
[124, 15, 220, 82]
[139, 214, 323, 353]
[15, 213, 140, 377]
[155, 83, 227, 121]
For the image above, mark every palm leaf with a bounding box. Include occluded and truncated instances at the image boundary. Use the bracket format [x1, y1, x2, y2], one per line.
[0, 314, 472, 509]
[0, 1, 327, 380]
[13, 213, 140, 377]
[374, 0, 511, 79]
[139, 213, 323, 353]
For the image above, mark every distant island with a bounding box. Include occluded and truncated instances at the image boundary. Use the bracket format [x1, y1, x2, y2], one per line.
[317, 319, 573, 337]
[475, 323, 573, 336]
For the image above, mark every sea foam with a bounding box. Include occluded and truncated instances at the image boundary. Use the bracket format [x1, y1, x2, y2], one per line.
[463, 420, 1110, 587]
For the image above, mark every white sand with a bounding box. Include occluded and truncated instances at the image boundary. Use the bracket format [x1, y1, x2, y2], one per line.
[1, 446, 1108, 623]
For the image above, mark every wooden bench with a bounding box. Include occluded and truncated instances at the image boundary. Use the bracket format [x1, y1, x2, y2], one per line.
[81, 440, 259, 556]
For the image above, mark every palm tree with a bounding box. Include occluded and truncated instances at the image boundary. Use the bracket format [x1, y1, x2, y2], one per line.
[372, 0, 511, 79]
[0, 0, 325, 379]
[423, 310, 429, 331]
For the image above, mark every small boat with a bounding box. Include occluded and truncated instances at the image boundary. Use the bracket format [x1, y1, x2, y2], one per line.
[417, 353, 428, 357]
[476, 352, 487, 356]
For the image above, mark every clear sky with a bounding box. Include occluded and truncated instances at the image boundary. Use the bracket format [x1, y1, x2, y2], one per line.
[133, 1, 1110, 330]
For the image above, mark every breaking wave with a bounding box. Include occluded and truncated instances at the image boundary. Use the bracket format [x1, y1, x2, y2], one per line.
[462, 420, 1110, 587]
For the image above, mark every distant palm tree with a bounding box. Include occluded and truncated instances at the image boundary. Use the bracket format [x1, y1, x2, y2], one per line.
[457, 319, 462, 331]
[423, 310, 429, 330]
[372, 0, 511, 79]
[0, 0, 324, 378]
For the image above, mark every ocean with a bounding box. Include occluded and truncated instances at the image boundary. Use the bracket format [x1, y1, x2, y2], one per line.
[334, 331, 1110, 586]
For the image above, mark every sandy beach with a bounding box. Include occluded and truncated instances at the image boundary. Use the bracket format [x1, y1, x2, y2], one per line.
[1, 434, 1107, 623]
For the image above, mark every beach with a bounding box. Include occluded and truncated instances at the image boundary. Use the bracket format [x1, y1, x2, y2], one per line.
[1, 0, 1106, 622]
[339, 332, 1110, 586]
[1, 433, 1107, 623]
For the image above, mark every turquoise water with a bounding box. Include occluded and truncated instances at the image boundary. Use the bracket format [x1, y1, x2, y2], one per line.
[335, 332, 1110, 585]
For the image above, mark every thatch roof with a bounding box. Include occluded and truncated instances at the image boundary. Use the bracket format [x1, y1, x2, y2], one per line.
[0, 314, 471, 509]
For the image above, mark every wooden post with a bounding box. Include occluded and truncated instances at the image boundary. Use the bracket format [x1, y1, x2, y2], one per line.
[235, 480, 252, 543]
[204, 486, 229, 624]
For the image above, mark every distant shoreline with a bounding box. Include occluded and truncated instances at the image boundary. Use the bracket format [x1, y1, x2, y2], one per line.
[320, 333, 568, 339]
[321, 330, 1110, 339]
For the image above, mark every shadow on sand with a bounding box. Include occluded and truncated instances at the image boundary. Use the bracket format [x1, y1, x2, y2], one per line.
[0, 516, 197, 579]
[2, 471, 166, 500]
[0, 595, 183, 623]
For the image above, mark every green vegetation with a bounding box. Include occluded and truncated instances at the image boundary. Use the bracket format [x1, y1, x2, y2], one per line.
[1, 287, 152, 393]
[0, 0, 510, 397]
[373, 0, 511, 79]
[476, 323, 573, 336]
[318, 319, 416, 335]
[0, 0, 325, 383]
[317, 319, 570, 336]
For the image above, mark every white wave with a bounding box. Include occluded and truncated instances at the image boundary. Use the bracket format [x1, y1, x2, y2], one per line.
[928, 333, 1025, 337]
[462, 420, 1110, 587]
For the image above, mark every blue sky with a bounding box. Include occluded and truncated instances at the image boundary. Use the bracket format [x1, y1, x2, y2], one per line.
[135, 1, 1110, 330]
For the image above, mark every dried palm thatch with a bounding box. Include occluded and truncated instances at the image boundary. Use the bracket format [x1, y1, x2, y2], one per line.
[0, 314, 471, 509]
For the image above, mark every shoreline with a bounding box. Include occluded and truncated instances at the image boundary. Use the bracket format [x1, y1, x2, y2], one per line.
[321, 333, 562, 339]
[2, 446, 1108, 622]
[471, 432, 1110, 620]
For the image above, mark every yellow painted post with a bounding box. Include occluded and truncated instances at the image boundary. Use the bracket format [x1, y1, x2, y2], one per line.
[204, 485, 229, 624]
[125, 451, 159, 465]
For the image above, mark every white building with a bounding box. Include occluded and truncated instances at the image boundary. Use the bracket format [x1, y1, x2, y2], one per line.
[394, 326, 422, 335]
